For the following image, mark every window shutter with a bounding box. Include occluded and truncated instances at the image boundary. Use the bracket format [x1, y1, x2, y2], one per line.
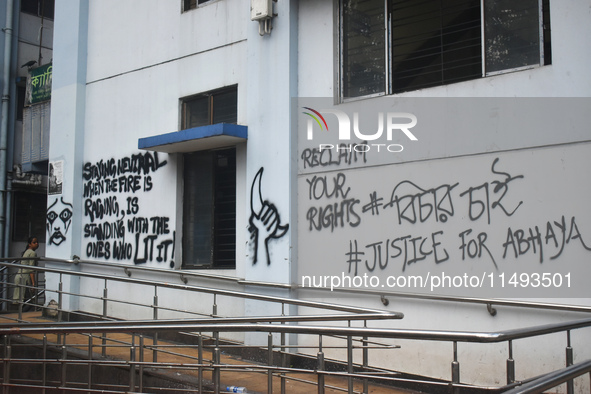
[183, 152, 214, 267]
[342, 0, 386, 98]
[389, 0, 482, 93]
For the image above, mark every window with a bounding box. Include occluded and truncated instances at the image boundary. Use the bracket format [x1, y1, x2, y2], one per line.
[183, 0, 215, 12]
[182, 87, 238, 129]
[340, 0, 551, 98]
[21, 0, 55, 19]
[181, 86, 238, 269]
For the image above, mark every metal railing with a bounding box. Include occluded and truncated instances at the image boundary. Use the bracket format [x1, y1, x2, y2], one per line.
[1, 316, 591, 393]
[503, 359, 591, 394]
[5, 256, 591, 317]
[0, 315, 405, 394]
[0, 258, 392, 323]
[0, 262, 45, 313]
[0, 257, 590, 393]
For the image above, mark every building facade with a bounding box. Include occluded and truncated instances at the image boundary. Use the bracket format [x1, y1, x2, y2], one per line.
[0, 0, 54, 262]
[45, 0, 590, 389]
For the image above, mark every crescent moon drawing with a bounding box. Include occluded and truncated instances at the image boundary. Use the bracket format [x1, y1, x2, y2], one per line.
[250, 168, 265, 219]
[249, 167, 289, 265]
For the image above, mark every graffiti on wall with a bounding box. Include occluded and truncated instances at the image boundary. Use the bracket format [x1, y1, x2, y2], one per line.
[81, 152, 175, 267]
[295, 97, 591, 297]
[47, 197, 73, 246]
[249, 168, 289, 265]
[299, 150, 591, 295]
[335, 158, 529, 275]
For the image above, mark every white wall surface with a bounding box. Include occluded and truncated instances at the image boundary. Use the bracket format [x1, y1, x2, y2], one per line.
[85, 0, 247, 83]
[244, 0, 297, 286]
[47, 0, 591, 390]
[46, 0, 89, 311]
[295, 1, 591, 390]
[49, 0, 252, 320]
[82, 0, 249, 275]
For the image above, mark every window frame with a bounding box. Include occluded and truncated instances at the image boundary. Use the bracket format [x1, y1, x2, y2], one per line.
[338, 0, 551, 100]
[182, 0, 216, 13]
[181, 86, 238, 130]
[482, 0, 551, 77]
[182, 148, 236, 269]
[179, 86, 238, 270]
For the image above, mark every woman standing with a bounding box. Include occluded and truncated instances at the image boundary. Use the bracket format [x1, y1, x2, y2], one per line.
[13, 236, 39, 304]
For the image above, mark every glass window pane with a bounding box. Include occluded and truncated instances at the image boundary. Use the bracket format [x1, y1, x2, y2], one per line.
[485, 0, 541, 73]
[542, 0, 551, 65]
[184, 0, 197, 11]
[42, 0, 55, 19]
[342, 0, 386, 98]
[182, 86, 237, 129]
[390, 0, 481, 93]
[212, 89, 238, 124]
[184, 96, 209, 128]
[440, 0, 482, 84]
[21, 0, 39, 16]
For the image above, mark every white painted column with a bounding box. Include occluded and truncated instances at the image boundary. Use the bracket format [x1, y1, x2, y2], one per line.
[244, 0, 299, 339]
[45, 0, 89, 312]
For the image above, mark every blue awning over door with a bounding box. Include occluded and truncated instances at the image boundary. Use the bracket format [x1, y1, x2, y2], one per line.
[138, 123, 247, 153]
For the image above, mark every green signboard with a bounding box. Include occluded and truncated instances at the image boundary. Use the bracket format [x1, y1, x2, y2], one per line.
[26, 63, 52, 105]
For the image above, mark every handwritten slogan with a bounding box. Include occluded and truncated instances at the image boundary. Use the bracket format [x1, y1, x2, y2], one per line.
[82, 152, 176, 267]
[297, 144, 591, 297]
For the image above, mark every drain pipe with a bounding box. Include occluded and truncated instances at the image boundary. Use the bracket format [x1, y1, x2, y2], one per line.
[0, 0, 15, 258]
[0, 0, 15, 310]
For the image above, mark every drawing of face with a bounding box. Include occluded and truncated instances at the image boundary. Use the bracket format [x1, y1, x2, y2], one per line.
[47, 197, 73, 246]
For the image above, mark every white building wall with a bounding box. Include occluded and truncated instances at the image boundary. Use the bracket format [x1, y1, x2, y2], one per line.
[47, 0, 591, 391]
[49, 0, 293, 324]
[46, 0, 89, 311]
[296, 0, 591, 390]
[79, 0, 252, 321]
[2, 3, 54, 258]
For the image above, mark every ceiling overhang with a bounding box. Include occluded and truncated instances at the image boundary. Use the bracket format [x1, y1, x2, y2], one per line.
[138, 123, 247, 153]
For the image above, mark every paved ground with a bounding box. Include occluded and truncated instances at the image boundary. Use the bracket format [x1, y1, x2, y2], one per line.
[0, 311, 418, 394]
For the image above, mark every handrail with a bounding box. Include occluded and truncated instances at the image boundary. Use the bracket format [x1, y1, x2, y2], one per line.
[0, 261, 389, 315]
[503, 359, 591, 393]
[5, 256, 288, 288]
[4, 256, 590, 314]
[306, 285, 591, 314]
[1, 316, 590, 393]
[2, 317, 590, 343]
[0, 312, 403, 330]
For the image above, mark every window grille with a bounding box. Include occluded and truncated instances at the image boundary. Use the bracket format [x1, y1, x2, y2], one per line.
[340, 0, 551, 98]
